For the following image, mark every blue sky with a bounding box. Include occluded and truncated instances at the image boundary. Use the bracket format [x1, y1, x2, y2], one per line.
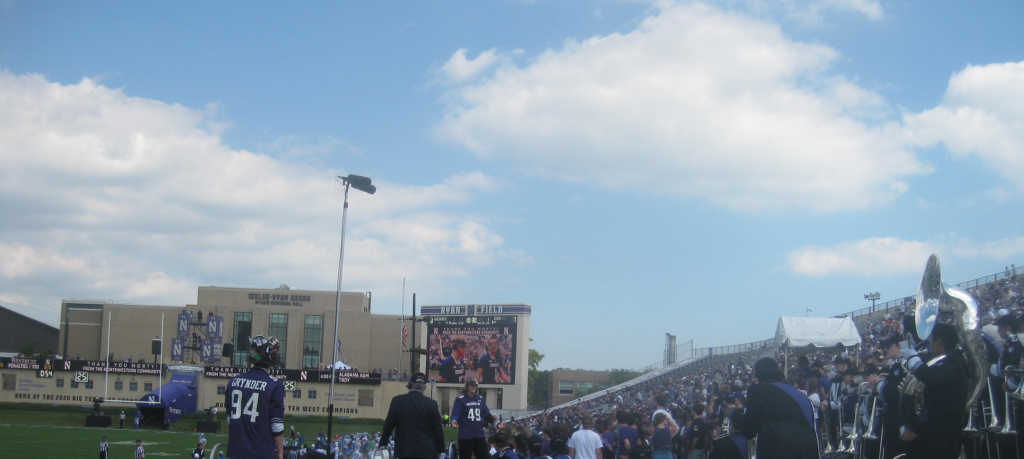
[1, 0, 1023, 371]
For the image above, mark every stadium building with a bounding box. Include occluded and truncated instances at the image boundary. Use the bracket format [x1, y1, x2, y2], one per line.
[0, 300, 59, 357]
[0, 285, 531, 422]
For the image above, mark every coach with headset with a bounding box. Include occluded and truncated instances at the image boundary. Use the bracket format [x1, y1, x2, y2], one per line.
[452, 378, 505, 459]
[380, 372, 446, 459]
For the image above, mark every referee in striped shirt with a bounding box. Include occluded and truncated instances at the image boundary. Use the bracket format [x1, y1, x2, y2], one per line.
[99, 436, 109, 459]
[135, 439, 145, 459]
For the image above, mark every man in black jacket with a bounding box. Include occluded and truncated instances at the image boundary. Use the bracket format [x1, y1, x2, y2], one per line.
[738, 358, 818, 459]
[899, 322, 968, 459]
[380, 372, 445, 459]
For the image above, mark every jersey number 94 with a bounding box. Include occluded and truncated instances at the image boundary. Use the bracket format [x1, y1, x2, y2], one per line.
[230, 390, 260, 422]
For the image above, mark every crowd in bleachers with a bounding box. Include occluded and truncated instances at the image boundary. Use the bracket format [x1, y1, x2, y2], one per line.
[497, 267, 1023, 459]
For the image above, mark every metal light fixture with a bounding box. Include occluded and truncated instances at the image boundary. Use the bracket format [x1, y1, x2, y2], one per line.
[864, 292, 881, 311]
[327, 174, 375, 444]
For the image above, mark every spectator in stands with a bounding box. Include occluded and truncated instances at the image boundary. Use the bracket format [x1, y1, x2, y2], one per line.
[551, 438, 571, 459]
[651, 393, 678, 434]
[648, 412, 677, 459]
[596, 421, 615, 459]
[686, 403, 708, 459]
[568, 414, 603, 459]
[804, 378, 820, 428]
[615, 411, 636, 459]
[793, 355, 811, 378]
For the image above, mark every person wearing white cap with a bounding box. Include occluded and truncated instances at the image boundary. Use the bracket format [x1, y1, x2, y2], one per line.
[999, 308, 1010, 317]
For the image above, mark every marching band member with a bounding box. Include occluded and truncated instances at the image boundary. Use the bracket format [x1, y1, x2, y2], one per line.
[866, 335, 907, 459]
[898, 323, 969, 459]
[738, 358, 818, 459]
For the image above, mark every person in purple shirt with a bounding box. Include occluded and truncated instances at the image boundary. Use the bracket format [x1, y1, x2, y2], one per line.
[648, 413, 678, 459]
[226, 335, 285, 459]
[615, 411, 638, 459]
[451, 378, 504, 459]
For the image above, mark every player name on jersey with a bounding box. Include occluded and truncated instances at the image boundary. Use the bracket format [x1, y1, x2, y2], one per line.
[230, 377, 270, 391]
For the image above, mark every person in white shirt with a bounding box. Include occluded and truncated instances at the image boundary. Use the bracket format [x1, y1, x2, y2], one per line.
[651, 392, 678, 431]
[568, 414, 603, 459]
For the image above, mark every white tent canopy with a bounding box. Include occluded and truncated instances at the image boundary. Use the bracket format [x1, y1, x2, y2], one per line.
[775, 316, 862, 349]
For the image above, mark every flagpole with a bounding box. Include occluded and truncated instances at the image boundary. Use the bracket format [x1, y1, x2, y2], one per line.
[399, 278, 405, 378]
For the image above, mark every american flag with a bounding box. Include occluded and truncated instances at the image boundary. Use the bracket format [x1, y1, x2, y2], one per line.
[402, 320, 408, 348]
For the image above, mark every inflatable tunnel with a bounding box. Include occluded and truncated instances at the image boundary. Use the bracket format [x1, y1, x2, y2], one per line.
[137, 371, 199, 427]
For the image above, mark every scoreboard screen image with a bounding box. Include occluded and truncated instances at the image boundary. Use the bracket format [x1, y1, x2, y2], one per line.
[427, 315, 517, 385]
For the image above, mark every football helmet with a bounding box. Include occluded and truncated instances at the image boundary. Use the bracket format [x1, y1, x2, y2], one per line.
[249, 335, 281, 368]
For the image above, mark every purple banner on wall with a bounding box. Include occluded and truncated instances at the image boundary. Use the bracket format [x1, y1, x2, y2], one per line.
[171, 338, 185, 362]
[177, 313, 189, 338]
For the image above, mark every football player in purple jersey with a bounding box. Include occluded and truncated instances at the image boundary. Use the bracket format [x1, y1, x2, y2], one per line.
[226, 335, 286, 459]
[451, 378, 505, 459]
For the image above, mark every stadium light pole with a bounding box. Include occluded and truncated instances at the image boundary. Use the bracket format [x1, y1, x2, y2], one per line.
[864, 292, 881, 312]
[327, 174, 376, 446]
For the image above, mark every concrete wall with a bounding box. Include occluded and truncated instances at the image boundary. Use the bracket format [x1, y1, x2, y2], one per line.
[0, 306, 59, 354]
[0, 365, 164, 406]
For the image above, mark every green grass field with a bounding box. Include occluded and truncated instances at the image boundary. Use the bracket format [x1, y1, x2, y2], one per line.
[0, 404, 458, 458]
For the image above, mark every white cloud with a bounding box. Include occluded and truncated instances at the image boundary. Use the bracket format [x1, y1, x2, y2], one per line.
[787, 237, 940, 276]
[0, 71, 522, 313]
[436, 2, 925, 213]
[905, 61, 1024, 191]
[439, 48, 501, 82]
[787, 235, 1024, 276]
